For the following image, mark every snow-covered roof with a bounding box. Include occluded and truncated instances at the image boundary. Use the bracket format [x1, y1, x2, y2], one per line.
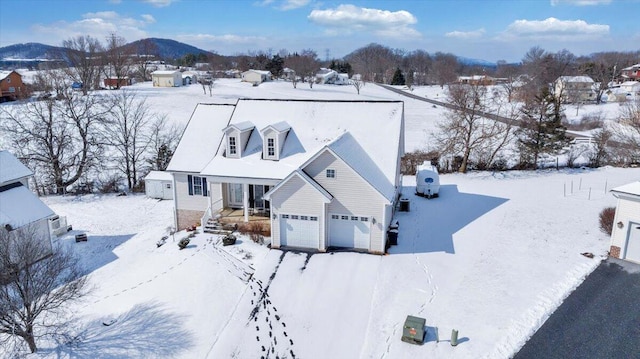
[225, 121, 255, 132]
[199, 99, 404, 190]
[325, 132, 396, 201]
[611, 181, 640, 197]
[261, 121, 291, 133]
[0, 151, 32, 186]
[152, 70, 180, 75]
[144, 170, 173, 181]
[0, 184, 55, 228]
[557, 76, 594, 83]
[0, 70, 18, 81]
[264, 169, 333, 203]
[621, 64, 640, 71]
[242, 70, 271, 76]
[166, 103, 236, 173]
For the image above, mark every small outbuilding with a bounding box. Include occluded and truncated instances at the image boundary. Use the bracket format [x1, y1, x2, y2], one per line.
[144, 171, 174, 200]
[152, 70, 182, 87]
[609, 181, 640, 263]
[241, 70, 271, 85]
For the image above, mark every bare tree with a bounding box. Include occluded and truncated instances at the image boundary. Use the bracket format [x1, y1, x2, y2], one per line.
[132, 38, 159, 82]
[31, 67, 68, 98]
[147, 115, 183, 171]
[0, 89, 108, 194]
[589, 127, 612, 167]
[351, 77, 365, 95]
[284, 49, 319, 88]
[431, 52, 459, 88]
[434, 84, 511, 173]
[103, 90, 155, 190]
[345, 43, 398, 82]
[62, 35, 103, 94]
[612, 98, 640, 162]
[102, 33, 133, 89]
[0, 224, 89, 353]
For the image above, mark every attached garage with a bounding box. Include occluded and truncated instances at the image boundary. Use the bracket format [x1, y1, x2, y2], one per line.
[329, 214, 370, 250]
[610, 182, 640, 263]
[280, 214, 319, 249]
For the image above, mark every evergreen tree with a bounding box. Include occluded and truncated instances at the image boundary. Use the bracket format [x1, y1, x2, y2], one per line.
[265, 54, 284, 78]
[517, 88, 569, 168]
[391, 67, 405, 85]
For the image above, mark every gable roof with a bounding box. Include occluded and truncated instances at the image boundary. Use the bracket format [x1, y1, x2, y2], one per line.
[261, 121, 291, 133]
[0, 151, 32, 186]
[199, 99, 404, 183]
[0, 184, 55, 228]
[557, 76, 594, 83]
[152, 70, 180, 75]
[611, 181, 640, 198]
[166, 103, 236, 173]
[0, 70, 19, 81]
[263, 169, 333, 203]
[144, 170, 173, 181]
[224, 121, 255, 132]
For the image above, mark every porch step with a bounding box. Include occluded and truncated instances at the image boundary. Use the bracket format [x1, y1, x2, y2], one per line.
[203, 218, 237, 235]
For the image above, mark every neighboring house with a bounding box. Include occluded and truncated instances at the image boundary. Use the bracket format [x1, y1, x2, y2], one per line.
[144, 171, 174, 200]
[282, 68, 296, 81]
[103, 77, 132, 89]
[0, 151, 68, 257]
[182, 71, 198, 85]
[457, 75, 495, 86]
[152, 70, 182, 87]
[315, 68, 349, 85]
[619, 63, 640, 82]
[609, 182, 640, 263]
[167, 99, 405, 254]
[0, 70, 24, 101]
[620, 81, 640, 100]
[554, 76, 596, 103]
[241, 70, 271, 84]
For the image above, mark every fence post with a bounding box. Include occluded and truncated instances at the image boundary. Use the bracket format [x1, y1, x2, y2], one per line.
[451, 329, 459, 346]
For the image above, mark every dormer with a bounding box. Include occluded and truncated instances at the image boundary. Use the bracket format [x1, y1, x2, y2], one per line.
[223, 121, 255, 158]
[260, 121, 291, 161]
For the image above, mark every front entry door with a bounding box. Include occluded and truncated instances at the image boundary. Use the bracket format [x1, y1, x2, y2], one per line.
[228, 183, 243, 208]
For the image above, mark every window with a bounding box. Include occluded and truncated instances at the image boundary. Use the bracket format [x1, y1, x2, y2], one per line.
[267, 138, 275, 157]
[361, 217, 369, 222]
[229, 136, 237, 155]
[291, 215, 299, 220]
[331, 214, 339, 219]
[351, 216, 359, 221]
[187, 175, 207, 197]
[300, 215, 308, 220]
[326, 169, 336, 178]
[341, 215, 349, 220]
[281, 214, 289, 219]
[165, 183, 171, 189]
[310, 216, 318, 221]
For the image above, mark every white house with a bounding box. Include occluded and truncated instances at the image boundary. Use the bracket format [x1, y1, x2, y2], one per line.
[152, 70, 182, 87]
[315, 68, 349, 85]
[182, 71, 198, 85]
[0, 151, 62, 256]
[167, 99, 405, 254]
[144, 171, 174, 200]
[241, 70, 271, 84]
[609, 182, 640, 263]
[620, 81, 640, 100]
[554, 76, 596, 103]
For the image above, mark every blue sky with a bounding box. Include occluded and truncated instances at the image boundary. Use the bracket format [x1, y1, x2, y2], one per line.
[0, 0, 637, 62]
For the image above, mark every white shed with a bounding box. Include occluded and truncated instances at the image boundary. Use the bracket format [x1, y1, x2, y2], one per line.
[144, 171, 174, 200]
[241, 70, 271, 84]
[609, 182, 640, 263]
[152, 70, 182, 87]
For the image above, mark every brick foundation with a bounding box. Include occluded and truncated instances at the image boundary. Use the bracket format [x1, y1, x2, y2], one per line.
[609, 245, 621, 258]
[177, 209, 204, 230]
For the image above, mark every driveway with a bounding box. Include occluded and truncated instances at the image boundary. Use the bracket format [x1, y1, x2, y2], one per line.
[514, 258, 640, 359]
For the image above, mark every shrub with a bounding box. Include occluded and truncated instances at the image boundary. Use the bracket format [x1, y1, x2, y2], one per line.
[599, 207, 616, 235]
[401, 150, 439, 175]
[237, 221, 270, 244]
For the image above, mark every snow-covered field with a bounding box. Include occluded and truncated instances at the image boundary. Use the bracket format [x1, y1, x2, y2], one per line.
[22, 166, 637, 359]
[3, 79, 638, 358]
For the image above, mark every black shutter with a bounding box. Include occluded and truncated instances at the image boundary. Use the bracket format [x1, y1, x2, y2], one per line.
[187, 175, 193, 195]
[202, 178, 208, 197]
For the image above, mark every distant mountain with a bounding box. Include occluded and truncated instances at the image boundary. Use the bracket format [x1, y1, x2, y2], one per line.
[0, 38, 211, 64]
[0, 42, 65, 60]
[457, 56, 496, 68]
[126, 38, 212, 60]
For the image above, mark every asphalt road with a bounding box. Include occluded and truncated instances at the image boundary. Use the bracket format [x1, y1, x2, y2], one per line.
[514, 258, 640, 359]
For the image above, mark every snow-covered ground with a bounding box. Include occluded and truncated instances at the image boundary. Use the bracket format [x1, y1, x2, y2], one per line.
[6, 166, 632, 358]
[3, 79, 638, 358]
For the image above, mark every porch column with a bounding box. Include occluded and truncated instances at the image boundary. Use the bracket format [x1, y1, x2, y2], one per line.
[243, 183, 250, 222]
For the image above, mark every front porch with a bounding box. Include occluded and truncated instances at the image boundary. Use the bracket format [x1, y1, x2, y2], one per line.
[217, 208, 271, 224]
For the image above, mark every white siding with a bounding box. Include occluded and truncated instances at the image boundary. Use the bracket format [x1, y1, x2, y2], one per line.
[269, 175, 326, 250]
[304, 151, 388, 253]
[173, 173, 209, 211]
[611, 196, 640, 251]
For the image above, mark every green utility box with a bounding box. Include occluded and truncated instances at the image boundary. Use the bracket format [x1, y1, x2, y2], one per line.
[401, 315, 426, 345]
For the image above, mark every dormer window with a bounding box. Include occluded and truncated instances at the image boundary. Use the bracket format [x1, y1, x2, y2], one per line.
[267, 138, 275, 157]
[229, 136, 237, 155]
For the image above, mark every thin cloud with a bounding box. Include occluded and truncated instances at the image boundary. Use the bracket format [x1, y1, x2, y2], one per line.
[177, 33, 267, 44]
[500, 17, 609, 40]
[550, 0, 611, 5]
[280, 0, 311, 10]
[141, 14, 156, 24]
[142, 0, 174, 7]
[308, 4, 420, 38]
[31, 12, 150, 43]
[445, 28, 485, 40]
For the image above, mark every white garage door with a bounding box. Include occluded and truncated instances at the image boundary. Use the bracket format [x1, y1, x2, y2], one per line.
[329, 214, 370, 250]
[624, 222, 640, 263]
[280, 214, 319, 249]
